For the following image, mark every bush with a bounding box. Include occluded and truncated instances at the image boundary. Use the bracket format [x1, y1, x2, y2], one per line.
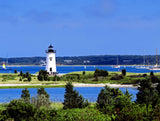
[110, 74, 123, 80]
[63, 82, 89, 109]
[14, 69, 17, 74]
[94, 68, 108, 77]
[38, 70, 49, 81]
[55, 108, 107, 121]
[122, 69, 126, 76]
[7, 100, 36, 121]
[27, 75, 32, 81]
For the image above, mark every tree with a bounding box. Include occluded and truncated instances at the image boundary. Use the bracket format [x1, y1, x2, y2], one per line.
[26, 71, 30, 78]
[122, 69, 126, 76]
[21, 88, 30, 103]
[31, 88, 51, 108]
[136, 79, 157, 115]
[14, 69, 17, 74]
[97, 85, 122, 113]
[63, 82, 89, 109]
[20, 71, 23, 76]
[38, 70, 49, 81]
[150, 71, 154, 76]
[82, 71, 85, 75]
[37, 87, 49, 99]
[27, 75, 32, 81]
[7, 100, 36, 121]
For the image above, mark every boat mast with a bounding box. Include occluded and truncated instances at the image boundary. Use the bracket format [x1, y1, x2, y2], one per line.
[143, 49, 145, 66]
[156, 48, 158, 67]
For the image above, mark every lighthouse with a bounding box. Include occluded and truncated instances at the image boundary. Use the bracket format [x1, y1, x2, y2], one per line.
[45, 45, 57, 74]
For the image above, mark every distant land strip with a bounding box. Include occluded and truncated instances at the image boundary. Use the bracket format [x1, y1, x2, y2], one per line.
[0, 55, 158, 65]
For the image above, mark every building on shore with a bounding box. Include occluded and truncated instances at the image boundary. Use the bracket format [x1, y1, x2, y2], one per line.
[45, 45, 57, 74]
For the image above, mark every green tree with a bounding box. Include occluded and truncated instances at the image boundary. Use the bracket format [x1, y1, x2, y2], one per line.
[97, 86, 122, 114]
[150, 71, 154, 76]
[7, 100, 36, 121]
[31, 88, 51, 108]
[26, 71, 30, 78]
[37, 87, 49, 99]
[20, 71, 23, 76]
[38, 70, 49, 81]
[136, 79, 157, 115]
[21, 88, 30, 103]
[14, 69, 17, 74]
[122, 69, 126, 76]
[27, 75, 32, 81]
[63, 82, 89, 109]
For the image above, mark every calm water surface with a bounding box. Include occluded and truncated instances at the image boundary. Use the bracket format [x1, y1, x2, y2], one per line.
[0, 87, 138, 103]
[0, 65, 159, 74]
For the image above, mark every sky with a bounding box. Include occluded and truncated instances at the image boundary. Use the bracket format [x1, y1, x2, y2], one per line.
[0, 0, 160, 57]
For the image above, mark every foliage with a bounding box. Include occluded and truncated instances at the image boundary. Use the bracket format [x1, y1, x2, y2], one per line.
[63, 82, 89, 109]
[21, 88, 30, 103]
[7, 100, 36, 121]
[136, 79, 158, 115]
[94, 68, 108, 77]
[115, 103, 149, 121]
[38, 70, 49, 81]
[14, 69, 17, 74]
[55, 107, 107, 121]
[82, 71, 85, 75]
[31, 88, 51, 108]
[122, 69, 126, 76]
[97, 85, 122, 114]
[20, 71, 23, 76]
[110, 74, 123, 80]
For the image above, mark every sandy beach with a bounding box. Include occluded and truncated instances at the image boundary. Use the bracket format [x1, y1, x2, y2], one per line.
[0, 83, 137, 88]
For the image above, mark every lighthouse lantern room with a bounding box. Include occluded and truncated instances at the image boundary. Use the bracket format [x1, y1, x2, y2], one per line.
[45, 45, 57, 74]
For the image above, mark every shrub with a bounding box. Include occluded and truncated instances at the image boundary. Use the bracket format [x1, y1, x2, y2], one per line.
[38, 70, 49, 81]
[14, 69, 17, 74]
[110, 74, 123, 80]
[27, 75, 32, 81]
[94, 68, 108, 77]
[21, 88, 30, 103]
[7, 100, 36, 121]
[122, 69, 126, 76]
[63, 82, 89, 109]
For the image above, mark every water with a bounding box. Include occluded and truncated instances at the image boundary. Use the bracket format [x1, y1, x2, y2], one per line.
[0, 65, 146, 103]
[0, 87, 138, 103]
[0, 65, 159, 74]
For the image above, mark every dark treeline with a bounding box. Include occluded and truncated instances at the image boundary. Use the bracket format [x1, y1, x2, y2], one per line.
[0, 55, 159, 65]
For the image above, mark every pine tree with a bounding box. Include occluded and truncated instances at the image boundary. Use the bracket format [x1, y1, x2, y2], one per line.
[136, 79, 157, 115]
[21, 88, 30, 103]
[63, 82, 88, 109]
[37, 87, 49, 99]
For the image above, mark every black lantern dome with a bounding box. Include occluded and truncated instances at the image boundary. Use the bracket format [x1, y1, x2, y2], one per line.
[46, 45, 56, 53]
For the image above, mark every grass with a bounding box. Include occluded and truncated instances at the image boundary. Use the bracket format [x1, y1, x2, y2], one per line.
[0, 85, 65, 89]
[0, 71, 158, 88]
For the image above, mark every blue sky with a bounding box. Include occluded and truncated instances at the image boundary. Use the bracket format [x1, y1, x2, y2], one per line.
[0, 0, 160, 57]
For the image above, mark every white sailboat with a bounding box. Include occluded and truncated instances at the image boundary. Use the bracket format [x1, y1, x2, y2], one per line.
[149, 49, 160, 70]
[113, 56, 120, 68]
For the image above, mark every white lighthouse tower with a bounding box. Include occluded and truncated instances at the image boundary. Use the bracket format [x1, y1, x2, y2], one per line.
[45, 45, 57, 74]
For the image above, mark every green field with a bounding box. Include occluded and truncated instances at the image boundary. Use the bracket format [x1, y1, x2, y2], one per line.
[0, 70, 159, 88]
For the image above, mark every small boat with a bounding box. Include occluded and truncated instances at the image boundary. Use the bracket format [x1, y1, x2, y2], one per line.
[148, 49, 160, 70]
[0, 62, 11, 70]
[113, 56, 120, 68]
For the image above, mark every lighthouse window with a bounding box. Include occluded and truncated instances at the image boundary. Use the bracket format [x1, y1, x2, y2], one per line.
[50, 57, 52, 61]
[50, 68, 52, 72]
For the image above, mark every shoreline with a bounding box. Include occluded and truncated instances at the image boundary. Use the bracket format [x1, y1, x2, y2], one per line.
[0, 83, 137, 88]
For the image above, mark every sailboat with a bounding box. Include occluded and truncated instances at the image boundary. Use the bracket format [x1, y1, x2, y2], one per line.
[149, 49, 160, 70]
[113, 56, 120, 68]
[136, 50, 149, 69]
[0, 62, 11, 70]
